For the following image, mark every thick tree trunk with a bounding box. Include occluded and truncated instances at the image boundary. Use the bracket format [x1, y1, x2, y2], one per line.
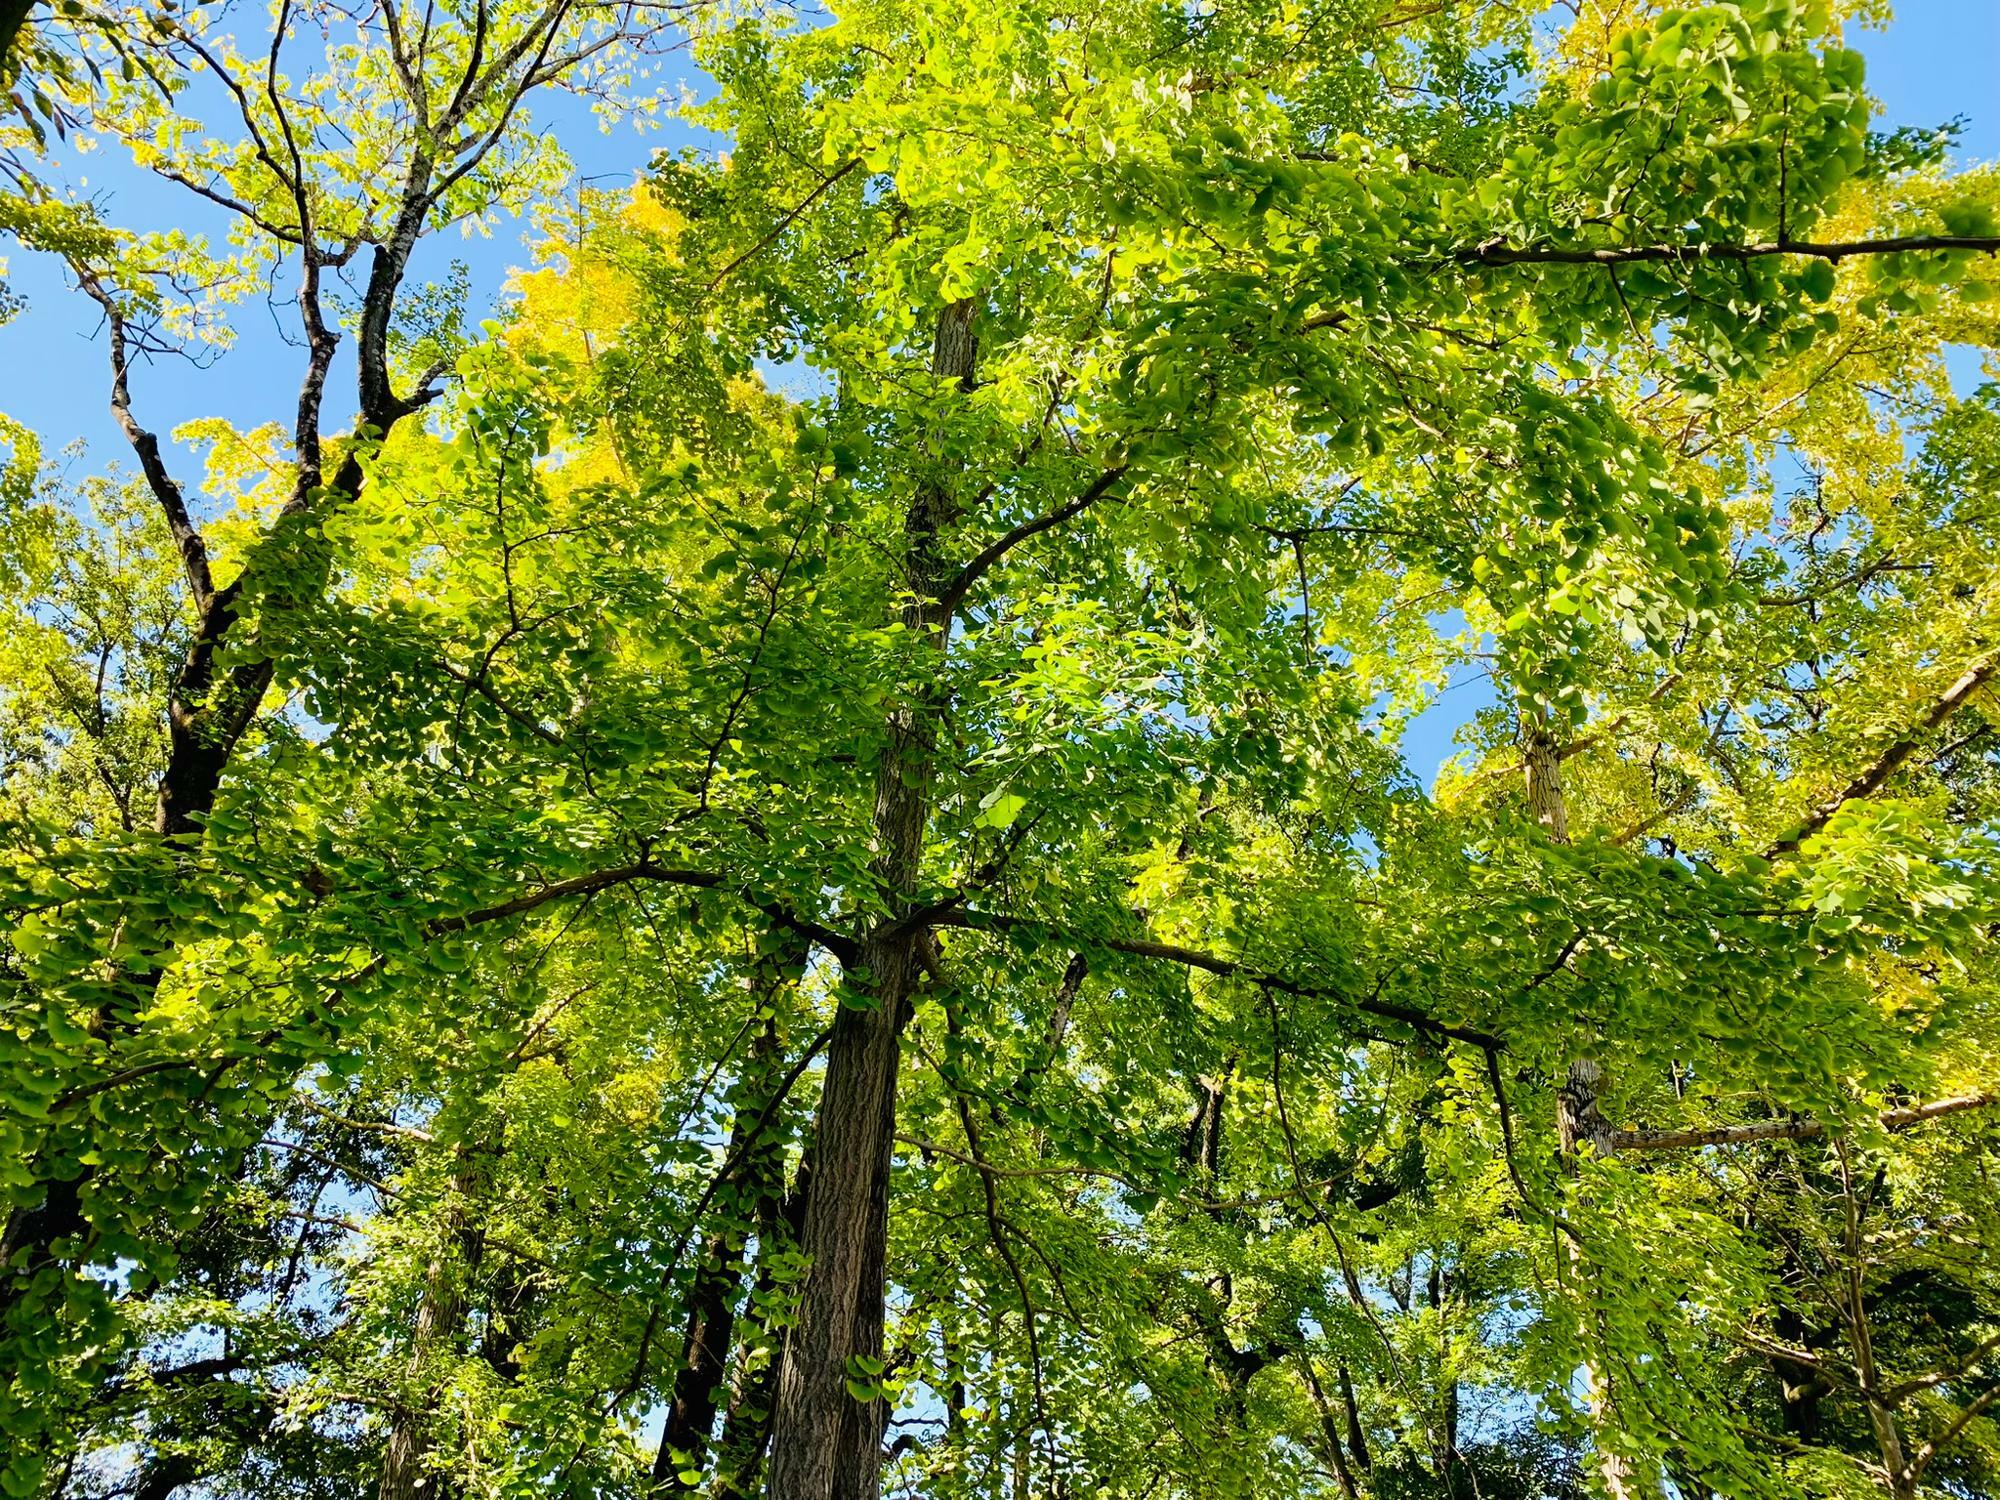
[764, 896, 918, 1500]
[0, 0, 38, 71]
[765, 302, 977, 1500]
[1770, 1247, 1825, 1441]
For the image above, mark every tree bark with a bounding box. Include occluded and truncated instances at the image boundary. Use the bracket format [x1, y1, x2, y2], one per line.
[653, 949, 803, 1492]
[712, 1150, 814, 1500]
[378, 1168, 487, 1500]
[765, 302, 977, 1500]
[1526, 714, 1641, 1500]
[1522, 716, 1570, 844]
[0, 0, 36, 70]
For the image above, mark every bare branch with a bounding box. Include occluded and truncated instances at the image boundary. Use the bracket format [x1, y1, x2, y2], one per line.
[1756, 557, 1922, 608]
[73, 269, 214, 609]
[1612, 1091, 1995, 1152]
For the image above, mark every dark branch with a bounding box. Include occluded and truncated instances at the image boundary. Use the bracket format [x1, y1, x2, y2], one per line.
[709, 156, 862, 289]
[434, 858, 857, 964]
[935, 467, 1128, 612]
[925, 907, 1501, 1051]
[74, 269, 214, 609]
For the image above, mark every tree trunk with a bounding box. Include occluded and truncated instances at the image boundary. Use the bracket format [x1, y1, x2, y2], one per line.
[378, 1170, 487, 1500]
[765, 302, 977, 1500]
[2, 205, 435, 1403]
[1522, 717, 1569, 844]
[1337, 1362, 1371, 1476]
[712, 1150, 814, 1500]
[0, 0, 38, 71]
[1526, 714, 1642, 1500]
[1553, 1056, 1642, 1500]
[654, 950, 802, 1492]
[1297, 1353, 1360, 1499]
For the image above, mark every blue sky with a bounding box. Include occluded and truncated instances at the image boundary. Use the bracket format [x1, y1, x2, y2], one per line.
[1, 1, 1993, 780]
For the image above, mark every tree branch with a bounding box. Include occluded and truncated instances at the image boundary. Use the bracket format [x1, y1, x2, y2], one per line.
[432, 860, 724, 931]
[73, 269, 213, 609]
[934, 467, 1128, 612]
[709, 156, 862, 289]
[1456, 234, 2000, 269]
[924, 907, 1501, 1051]
[430, 857, 857, 963]
[1612, 1091, 1994, 1152]
[1908, 1377, 2000, 1484]
[1769, 658, 1996, 856]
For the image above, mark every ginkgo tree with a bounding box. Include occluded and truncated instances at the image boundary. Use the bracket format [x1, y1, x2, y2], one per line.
[2, 0, 1998, 1498]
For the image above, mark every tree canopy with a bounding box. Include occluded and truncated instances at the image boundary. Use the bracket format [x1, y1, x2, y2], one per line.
[2, 0, 1998, 1497]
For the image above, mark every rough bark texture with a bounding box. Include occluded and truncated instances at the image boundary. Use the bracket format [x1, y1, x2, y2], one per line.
[765, 302, 976, 1500]
[1521, 717, 1570, 843]
[1555, 1058, 1615, 1160]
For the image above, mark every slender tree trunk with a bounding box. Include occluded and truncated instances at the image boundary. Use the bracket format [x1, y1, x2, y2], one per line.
[1526, 713, 1642, 1500]
[1336, 1362, 1371, 1476]
[378, 1168, 487, 1500]
[1297, 1353, 1360, 1499]
[1429, 1258, 1462, 1490]
[766, 302, 977, 1500]
[654, 949, 802, 1492]
[1010, 1375, 1030, 1500]
[1, 201, 437, 1383]
[1836, 1146, 1915, 1500]
[713, 1150, 814, 1500]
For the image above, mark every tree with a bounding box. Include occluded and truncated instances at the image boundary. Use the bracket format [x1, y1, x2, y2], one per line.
[0, 0, 685, 1482]
[2, 0, 1997, 1497]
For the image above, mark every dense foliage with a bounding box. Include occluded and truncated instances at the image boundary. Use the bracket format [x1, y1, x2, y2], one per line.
[2, 0, 1998, 1497]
